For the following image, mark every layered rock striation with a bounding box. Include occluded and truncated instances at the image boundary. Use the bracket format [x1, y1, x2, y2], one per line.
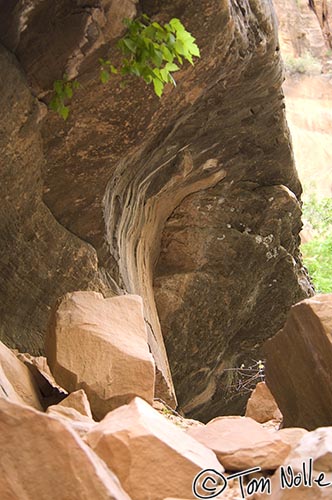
[265, 294, 332, 430]
[0, 0, 311, 419]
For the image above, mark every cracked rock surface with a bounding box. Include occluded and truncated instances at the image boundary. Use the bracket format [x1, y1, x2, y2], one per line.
[0, 0, 312, 418]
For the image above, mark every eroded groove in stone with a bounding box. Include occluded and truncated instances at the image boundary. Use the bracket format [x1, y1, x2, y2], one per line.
[0, 0, 312, 415]
[104, 142, 228, 404]
[103, 0, 312, 417]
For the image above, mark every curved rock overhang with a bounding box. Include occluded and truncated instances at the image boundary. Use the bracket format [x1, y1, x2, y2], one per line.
[0, 0, 312, 418]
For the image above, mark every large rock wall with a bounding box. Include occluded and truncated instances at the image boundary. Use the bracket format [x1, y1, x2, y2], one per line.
[0, 0, 312, 418]
[0, 46, 107, 354]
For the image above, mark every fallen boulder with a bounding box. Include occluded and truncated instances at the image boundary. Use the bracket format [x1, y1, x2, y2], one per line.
[291, 427, 332, 473]
[58, 389, 93, 418]
[263, 427, 332, 499]
[46, 384, 94, 435]
[0, 398, 131, 499]
[187, 416, 291, 471]
[245, 382, 283, 423]
[16, 352, 67, 408]
[264, 294, 332, 430]
[46, 404, 96, 437]
[46, 291, 155, 419]
[278, 427, 309, 451]
[85, 397, 223, 500]
[0, 341, 42, 410]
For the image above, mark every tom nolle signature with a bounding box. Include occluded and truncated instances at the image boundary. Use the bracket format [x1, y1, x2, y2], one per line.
[192, 459, 332, 498]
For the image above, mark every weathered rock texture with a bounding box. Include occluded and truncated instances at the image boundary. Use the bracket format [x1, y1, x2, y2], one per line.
[283, 75, 332, 199]
[46, 404, 96, 437]
[277, 427, 309, 449]
[46, 291, 155, 419]
[263, 427, 332, 499]
[274, 0, 332, 58]
[264, 294, 332, 430]
[274, 0, 332, 200]
[0, 45, 108, 356]
[0, 398, 131, 500]
[0, 341, 42, 411]
[86, 397, 223, 500]
[16, 352, 68, 408]
[58, 389, 93, 418]
[187, 416, 291, 471]
[309, 0, 332, 49]
[245, 381, 283, 423]
[0, 1, 311, 418]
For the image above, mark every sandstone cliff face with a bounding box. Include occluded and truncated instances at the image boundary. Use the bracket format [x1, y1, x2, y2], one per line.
[273, 0, 332, 198]
[283, 75, 332, 197]
[0, 46, 107, 354]
[308, 0, 332, 50]
[274, 0, 332, 59]
[0, 0, 311, 419]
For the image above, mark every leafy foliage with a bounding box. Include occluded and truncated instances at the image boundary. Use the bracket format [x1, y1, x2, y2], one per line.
[301, 195, 332, 293]
[302, 195, 332, 233]
[49, 15, 199, 118]
[284, 52, 322, 75]
[302, 236, 332, 293]
[99, 15, 200, 97]
[49, 75, 80, 120]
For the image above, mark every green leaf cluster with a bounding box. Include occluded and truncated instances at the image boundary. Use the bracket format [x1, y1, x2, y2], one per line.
[100, 15, 200, 97]
[301, 194, 332, 293]
[302, 195, 332, 234]
[49, 75, 80, 120]
[302, 235, 332, 293]
[49, 15, 200, 118]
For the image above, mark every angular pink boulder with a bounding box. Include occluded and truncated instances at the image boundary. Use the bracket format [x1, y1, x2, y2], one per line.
[86, 397, 223, 500]
[46, 291, 155, 419]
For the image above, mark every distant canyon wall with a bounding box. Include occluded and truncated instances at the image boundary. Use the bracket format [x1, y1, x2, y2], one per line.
[274, 0, 332, 58]
[274, 0, 332, 198]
